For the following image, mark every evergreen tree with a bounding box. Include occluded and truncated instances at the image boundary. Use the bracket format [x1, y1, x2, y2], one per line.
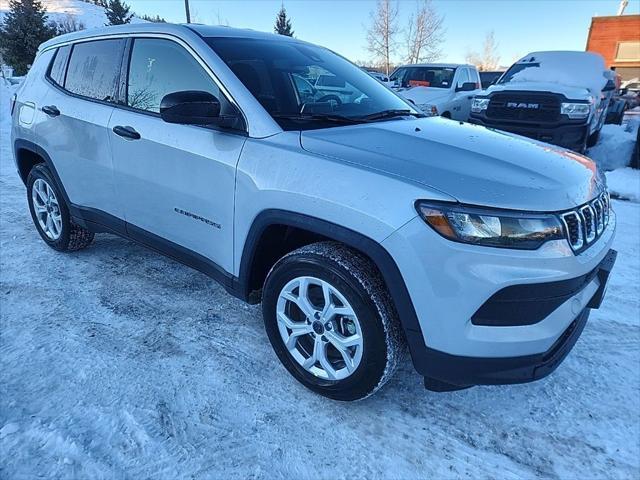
[0, 0, 56, 75]
[274, 4, 294, 36]
[104, 0, 133, 25]
[141, 14, 166, 23]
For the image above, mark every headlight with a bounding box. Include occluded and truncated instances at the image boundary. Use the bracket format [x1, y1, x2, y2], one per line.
[471, 98, 490, 113]
[418, 104, 438, 116]
[561, 102, 591, 119]
[416, 201, 565, 249]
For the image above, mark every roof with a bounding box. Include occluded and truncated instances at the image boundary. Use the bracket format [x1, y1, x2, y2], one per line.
[39, 23, 301, 51]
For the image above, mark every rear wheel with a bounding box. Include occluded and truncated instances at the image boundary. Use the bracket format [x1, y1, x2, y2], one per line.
[262, 242, 404, 401]
[27, 164, 94, 252]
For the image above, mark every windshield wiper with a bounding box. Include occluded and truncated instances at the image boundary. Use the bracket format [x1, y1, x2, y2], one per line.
[271, 113, 364, 124]
[358, 109, 425, 121]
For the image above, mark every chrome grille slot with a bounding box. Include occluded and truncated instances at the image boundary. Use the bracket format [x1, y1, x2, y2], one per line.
[561, 211, 583, 250]
[601, 192, 610, 224]
[580, 205, 596, 242]
[593, 199, 603, 234]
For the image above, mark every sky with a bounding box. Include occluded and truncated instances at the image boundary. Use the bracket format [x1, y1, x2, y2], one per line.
[126, 0, 640, 66]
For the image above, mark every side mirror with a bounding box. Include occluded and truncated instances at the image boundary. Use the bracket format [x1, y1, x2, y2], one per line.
[160, 90, 221, 125]
[603, 80, 616, 92]
[456, 82, 477, 92]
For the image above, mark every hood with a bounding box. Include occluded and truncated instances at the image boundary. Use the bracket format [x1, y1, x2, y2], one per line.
[397, 87, 451, 105]
[485, 81, 591, 100]
[300, 117, 604, 212]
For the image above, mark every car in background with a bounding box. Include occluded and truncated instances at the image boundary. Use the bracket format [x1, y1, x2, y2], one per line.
[470, 51, 615, 153]
[621, 78, 640, 94]
[479, 70, 504, 89]
[313, 74, 358, 105]
[603, 70, 626, 125]
[388, 63, 482, 121]
[364, 69, 389, 83]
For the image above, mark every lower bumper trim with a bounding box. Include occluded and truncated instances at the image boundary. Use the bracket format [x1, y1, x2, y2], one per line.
[421, 308, 590, 389]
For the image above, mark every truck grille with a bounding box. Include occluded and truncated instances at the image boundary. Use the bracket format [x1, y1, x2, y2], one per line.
[486, 93, 560, 123]
[561, 192, 611, 252]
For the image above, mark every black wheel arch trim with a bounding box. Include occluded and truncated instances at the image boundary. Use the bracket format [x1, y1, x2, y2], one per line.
[239, 209, 430, 373]
[11, 146, 432, 375]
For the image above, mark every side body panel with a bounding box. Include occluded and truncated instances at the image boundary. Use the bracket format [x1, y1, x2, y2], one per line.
[11, 50, 55, 171]
[233, 131, 456, 276]
[108, 109, 245, 273]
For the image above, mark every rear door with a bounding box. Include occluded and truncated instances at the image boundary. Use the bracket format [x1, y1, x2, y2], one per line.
[37, 39, 125, 220]
[108, 37, 246, 274]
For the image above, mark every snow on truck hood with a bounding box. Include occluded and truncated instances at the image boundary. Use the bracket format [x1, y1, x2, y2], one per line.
[504, 51, 607, 97]
[300, 117, 605, 212]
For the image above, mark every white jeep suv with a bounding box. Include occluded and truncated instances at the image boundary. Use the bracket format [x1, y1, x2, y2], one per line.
[11, 24, 616, 400]
[389, 63, 482, 120]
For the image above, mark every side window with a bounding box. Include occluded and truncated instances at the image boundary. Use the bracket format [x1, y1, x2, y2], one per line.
[65, 39, 124, 101]
[457, 68, 469, 87]
[127, 38, 228, 114]
[48, 45, 71, 86]
[467, 68, 478, 87]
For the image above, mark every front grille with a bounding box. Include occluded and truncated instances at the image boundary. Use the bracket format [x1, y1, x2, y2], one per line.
[486, 92, 560, 123]
[561, 191, 611, 252]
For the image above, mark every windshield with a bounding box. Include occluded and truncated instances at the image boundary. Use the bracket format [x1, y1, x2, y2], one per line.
[205, 37, 420, 130]
[498, 63, 540, 84]
[389, 66, 455, 89]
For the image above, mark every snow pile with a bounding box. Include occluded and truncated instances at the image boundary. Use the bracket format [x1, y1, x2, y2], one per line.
[606, 168, 640, 202]
[510, 51, 607, 96]
[0, 0, 146, 29]
[588, 122, 638, 170]
[587, 113, 639, 203]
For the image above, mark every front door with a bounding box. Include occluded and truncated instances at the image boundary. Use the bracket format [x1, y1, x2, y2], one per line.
[108, 37, 246, 274]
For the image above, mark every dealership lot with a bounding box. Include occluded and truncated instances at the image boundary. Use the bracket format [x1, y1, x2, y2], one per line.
[1, 80, 639, 479]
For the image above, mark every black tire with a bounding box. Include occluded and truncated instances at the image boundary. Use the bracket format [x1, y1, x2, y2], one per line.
[587, 128, 601, 148]
[27, 164, 94, 252]
[262, 242, 405, 401]
[441, 111, 451, 119]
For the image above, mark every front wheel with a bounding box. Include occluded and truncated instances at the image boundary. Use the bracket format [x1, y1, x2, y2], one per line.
[262, 242, 404, 401]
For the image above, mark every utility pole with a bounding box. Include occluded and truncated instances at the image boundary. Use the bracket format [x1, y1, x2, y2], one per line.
[184, 0, 191, 23]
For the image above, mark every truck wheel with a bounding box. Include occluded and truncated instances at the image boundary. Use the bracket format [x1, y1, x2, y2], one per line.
[262, 242, 404, 401]
[27, 164, 94, 252]
[587, 128, 601, 148]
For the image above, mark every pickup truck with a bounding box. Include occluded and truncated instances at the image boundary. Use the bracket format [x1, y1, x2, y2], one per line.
[388, 63, 482, 121]
[469, 51, 616, 153]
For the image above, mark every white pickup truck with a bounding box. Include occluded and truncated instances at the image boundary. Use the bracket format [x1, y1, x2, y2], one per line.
[388, 63, 482, 121]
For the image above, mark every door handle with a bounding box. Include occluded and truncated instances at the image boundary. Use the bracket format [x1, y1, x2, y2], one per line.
[112, 125, 141, 140]
[42, 105, 60, 117]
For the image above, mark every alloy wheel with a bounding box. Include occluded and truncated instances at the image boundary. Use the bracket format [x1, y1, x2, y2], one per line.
[31, 178, 62, 240]
[276, 276, 363, 380]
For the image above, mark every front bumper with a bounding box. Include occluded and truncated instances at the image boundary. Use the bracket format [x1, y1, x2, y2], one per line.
[422, 250, 616, 389]
[382, 210, 617, 388]
[469, 115, 589, 151]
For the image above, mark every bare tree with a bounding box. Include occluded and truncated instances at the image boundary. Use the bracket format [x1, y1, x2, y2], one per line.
[404, 0, 444, 64]
[465, 31, 500, 71]
[55, 15, 86, 34]
[366, 0, 400, 76]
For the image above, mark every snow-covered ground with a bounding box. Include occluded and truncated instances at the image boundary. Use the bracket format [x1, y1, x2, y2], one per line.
[1, 80, 639, 479]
